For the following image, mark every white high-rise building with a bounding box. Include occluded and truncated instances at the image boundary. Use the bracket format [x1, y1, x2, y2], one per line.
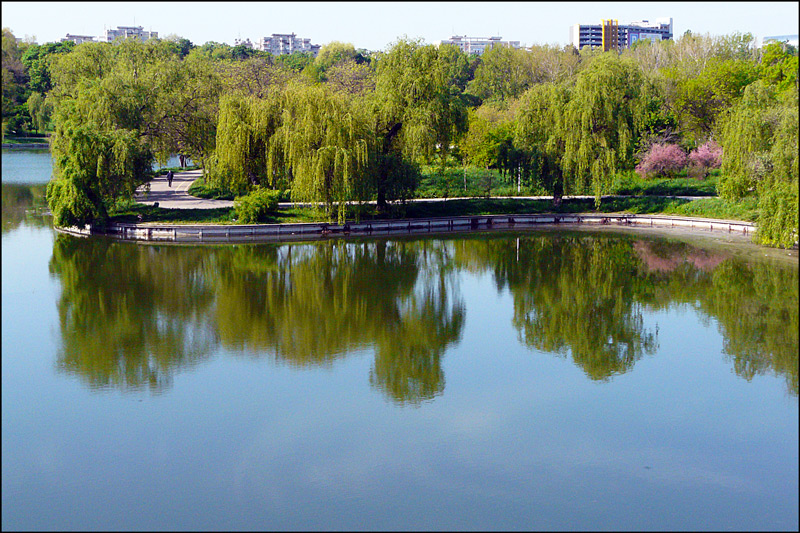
[437, 35, 521, 55]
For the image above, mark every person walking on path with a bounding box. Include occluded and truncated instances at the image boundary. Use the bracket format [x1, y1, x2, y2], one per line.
[167, 170, 174, 187]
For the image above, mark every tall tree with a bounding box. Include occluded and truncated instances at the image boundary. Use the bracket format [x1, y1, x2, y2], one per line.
[268, 82, 373, 223]
[46, 39, 220, 225]
[370, 38, 468, 208]
[467, 44, 537, 102]
[718, 80, 798, 247]
[514, 81, 571, 202]
[562, 53, 644, 201]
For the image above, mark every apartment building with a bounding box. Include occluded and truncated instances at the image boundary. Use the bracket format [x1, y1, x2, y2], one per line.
[61, 34, 96, 45]
[570, 17, 673, 51]
[104, 25, 158, 43]
[437, 35, 521, 55]
[258, 33, 321, 56]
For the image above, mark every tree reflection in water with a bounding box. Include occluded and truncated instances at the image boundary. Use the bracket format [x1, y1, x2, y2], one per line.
[2, 183, 50, 232]
[453, 234, 659, 381]
[214, 239, 465, 405]
[48, 231, 798, 398]
[49, 235, 219, 392]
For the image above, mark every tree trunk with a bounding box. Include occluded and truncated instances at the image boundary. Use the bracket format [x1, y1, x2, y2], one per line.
[552, 181, 563, 208]
[377, 187, 388, 212]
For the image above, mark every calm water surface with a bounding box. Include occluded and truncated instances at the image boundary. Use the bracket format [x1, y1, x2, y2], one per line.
[2, 150, 798, 530]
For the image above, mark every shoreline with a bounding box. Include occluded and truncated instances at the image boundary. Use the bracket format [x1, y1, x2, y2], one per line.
[56, 212, 759, 243]
[2, 143, 50, 149]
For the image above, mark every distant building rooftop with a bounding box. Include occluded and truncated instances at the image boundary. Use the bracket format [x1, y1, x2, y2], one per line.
[762, 34, 799, 47]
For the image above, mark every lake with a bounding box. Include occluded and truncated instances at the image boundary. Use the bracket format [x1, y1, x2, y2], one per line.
[2, 149, 798, 530]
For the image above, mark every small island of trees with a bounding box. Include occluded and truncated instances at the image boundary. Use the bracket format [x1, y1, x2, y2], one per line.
[2, 28, 798, 247]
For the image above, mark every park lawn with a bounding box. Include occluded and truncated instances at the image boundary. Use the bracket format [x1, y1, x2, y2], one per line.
[416, 165, 721, 199]
[1, 136, 50, 145]
[108, 194, 758, 226]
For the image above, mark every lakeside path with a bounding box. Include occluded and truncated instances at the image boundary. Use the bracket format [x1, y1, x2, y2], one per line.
[135, 169, 234, 209]
[136, 169, 712, 210]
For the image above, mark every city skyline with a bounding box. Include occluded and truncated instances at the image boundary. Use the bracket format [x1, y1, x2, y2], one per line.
[3, 1, 798, 50]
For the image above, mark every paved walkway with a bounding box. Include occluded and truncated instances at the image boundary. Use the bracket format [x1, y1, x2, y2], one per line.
[135, 169, 234, 209]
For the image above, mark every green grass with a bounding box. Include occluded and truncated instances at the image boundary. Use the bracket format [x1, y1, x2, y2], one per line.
[107, 195, 758, 226]
[657, 195, 759, 222]
[108, 201, 323, 225]
[417, 165, 721, 199]
[608, 171, 720, 196]
[187, 176, 293, 202]
[186, 176, 235, 200]
[2, 135, 50, 145]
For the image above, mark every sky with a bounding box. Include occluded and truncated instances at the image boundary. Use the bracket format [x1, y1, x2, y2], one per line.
[3, 1, 798, 51]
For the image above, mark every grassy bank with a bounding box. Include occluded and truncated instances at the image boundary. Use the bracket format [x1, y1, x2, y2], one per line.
[185, 175, 235, 200]
[416, 166, 720, 199]
[2, 134, 50, 146]
[109, 194, 758, 226]
[184, 168, 720, 205]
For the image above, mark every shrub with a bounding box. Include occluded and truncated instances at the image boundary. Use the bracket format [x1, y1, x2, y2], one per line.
[688, 141, 723, 178]
[635, 143, 688, 179]
[234, 187, 281, 223]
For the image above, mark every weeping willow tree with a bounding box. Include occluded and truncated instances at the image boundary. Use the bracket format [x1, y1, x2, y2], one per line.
[209, 91, 283, 195]
[514, 81, 572, 203]
[370, 38, 468, 209]
[719, 80, 798, 248]
[46, 41, 159, 226]
[46, 39, 221, 226]
[269, 83, 373, 223]
[562, 53, 645, 203]
[211, 82, 374, 223]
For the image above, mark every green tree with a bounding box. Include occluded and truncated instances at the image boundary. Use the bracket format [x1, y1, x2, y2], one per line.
[467, 44, 537, 102]
[46, 39, 219, 226]
[759, 41, 798, 94]
[25, 90, 51, 132]
[718, 80, 798, 247]
[20, 40, 74, 94]
[514, 81, 571, 202]
[275, 51, 315, 72]
[562, 53, 644, 202]
[315, 41, 359, 73]
[370, 38, 468, 208]
[2, 28, 31, 132]
[325, 59, 375, 96]
[663, 57, 758, 143]
[211, 82, 374, 222]
[210, 91, 282, 195]
[268, 82, 373, 223]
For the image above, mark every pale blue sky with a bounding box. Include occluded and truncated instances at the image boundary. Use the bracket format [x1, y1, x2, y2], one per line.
[3, 1, 798, 50]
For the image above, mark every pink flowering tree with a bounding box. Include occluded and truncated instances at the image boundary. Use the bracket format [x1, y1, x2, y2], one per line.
[635, 143, 688, 179]
[688, 141, 723, 178]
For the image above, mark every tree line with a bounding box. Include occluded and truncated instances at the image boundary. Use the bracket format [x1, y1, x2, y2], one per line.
[2, 28, 797, 246]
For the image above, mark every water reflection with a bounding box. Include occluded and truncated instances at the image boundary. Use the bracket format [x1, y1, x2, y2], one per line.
[2, 183, 50, 232]
[454, 235, 659, 380]
[49, 235, 218, 392]
[49, 236, 466, 403]
[48, 231, 798, 398]
[214, 240, 465, 404]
